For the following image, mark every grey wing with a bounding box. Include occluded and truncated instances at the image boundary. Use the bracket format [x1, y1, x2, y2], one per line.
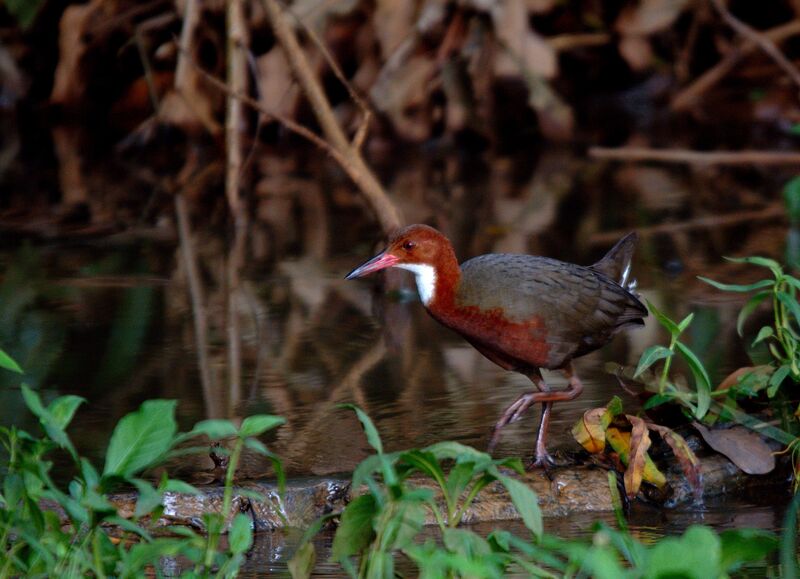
[459, 255, 646, 367]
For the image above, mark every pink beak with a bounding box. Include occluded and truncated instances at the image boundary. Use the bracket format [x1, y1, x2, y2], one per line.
[345, 251, 399, 279]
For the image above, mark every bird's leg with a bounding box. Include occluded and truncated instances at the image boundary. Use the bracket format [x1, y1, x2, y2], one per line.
[530, 363, 585, 467]
[487, 368, 547, 454]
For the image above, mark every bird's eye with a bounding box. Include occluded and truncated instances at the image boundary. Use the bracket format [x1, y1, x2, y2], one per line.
[402, 241, 416, 251]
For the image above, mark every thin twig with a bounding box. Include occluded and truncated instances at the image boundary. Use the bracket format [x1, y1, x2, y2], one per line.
[589, 146, 800, 165]
[175, 193, 216, 415]
[672, 19, 800, 111]
[192, 61, 352, 168]
[174, 0, 200, 91]
[709, 0, 800, 91]
[261, 0, 402, 234]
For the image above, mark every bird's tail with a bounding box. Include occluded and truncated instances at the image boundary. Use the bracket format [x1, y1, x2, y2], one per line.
[590, 232, 638, 292]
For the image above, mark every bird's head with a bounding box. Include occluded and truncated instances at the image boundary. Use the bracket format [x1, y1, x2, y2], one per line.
[345, 224, 455, 305]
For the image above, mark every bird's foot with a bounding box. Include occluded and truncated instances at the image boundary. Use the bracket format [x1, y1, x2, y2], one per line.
[526, 451, 556, 470]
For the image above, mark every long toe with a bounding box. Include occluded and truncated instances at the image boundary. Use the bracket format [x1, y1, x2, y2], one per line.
[526, 450, 556, 471]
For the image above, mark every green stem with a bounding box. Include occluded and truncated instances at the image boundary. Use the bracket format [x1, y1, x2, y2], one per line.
[203, 438, 244, 570]
[451, 478, 490, 528]
[92, 531, 107, 579]
[659, 335, 678, 395]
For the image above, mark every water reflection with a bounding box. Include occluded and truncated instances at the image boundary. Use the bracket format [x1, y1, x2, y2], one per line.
[0, 139, 792, 487]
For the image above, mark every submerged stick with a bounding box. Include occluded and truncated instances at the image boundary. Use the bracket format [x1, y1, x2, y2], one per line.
[589, 147, 800, 165]
[175, 194, 216, 415]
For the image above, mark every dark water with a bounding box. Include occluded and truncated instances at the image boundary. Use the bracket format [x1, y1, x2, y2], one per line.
[0, 135, 795, 573]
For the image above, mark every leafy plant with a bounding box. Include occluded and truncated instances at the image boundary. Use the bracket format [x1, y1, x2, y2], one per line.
[634, 301, 712, 419]
[700, 256, 800, 399]
[290, 404, 544, 578]
[0, 346, 286, 578]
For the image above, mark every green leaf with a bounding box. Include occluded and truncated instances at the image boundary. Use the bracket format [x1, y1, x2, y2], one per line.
[331, 494, 377, 560]
[4, 0, 46, 28]
[785, 275, 800, 292]
[778, 291, 800, 326]
[399, 450, 446, 488]
[784, 176, 800, 223]
[674, 342, 711, 419]
[21, 384, 47, 419]
[187, 419, 238, 440]
[677, 312, 695, 333]
[244, 437, 270, 455]
[496, 475, 542, 538]
[339, 404, 383, 454]
[162, 479, 201, 495]
[239, 415, 285, 438]
[288, 541, 315, 579]
[634, 345, 673, 378]
[719, 528, 778, 572]
[737, 290, 771, 336]
[698, 276, 774, 293]
[47, 396, 85, 431]
[103, 400, 178, 478]
[768, 365, 792, 397]
[724, 256, 783, 277]
[646, 301, 680, 335]
[381, 500, 425, 550]
[423, 441, 493, 466]
[131, 479, 163, 518]
[646, 526, 721, 578]
[445, 462, 478, 510]
[0, 348, 23, 374]
[752, 326, 774, 346]
[229, 513, 253, 555]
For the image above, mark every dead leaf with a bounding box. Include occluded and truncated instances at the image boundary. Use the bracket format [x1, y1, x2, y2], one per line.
[625, 415, 652, 497]
[573, 408, 610, 454]
[257, 46, 302, 120]
[616, 0, 692, 36]
[571, 396, 622, 454]
[374, 0, 417, 60]
[606, 427, 666, 493]
[648, 422, 703, 499]
[492, 0, 557, 79]
[693, 423, 775, 475]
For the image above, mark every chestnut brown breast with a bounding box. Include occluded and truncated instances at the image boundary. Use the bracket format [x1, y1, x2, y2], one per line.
[428, 254, 646, 370]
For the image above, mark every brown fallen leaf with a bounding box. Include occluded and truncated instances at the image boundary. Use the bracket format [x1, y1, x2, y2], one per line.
[606, 427, 667, 493]
[572, 396, 622, 454]
[693, 423, 775, 475]
[647, 422, 703, 499]
[624, 415, 652, 498]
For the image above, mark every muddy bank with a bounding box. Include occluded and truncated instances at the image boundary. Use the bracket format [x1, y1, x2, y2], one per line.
[104, 452, 787, 533]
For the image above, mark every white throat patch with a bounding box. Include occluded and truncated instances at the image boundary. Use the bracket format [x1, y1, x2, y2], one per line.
[395, 263, 437, 306]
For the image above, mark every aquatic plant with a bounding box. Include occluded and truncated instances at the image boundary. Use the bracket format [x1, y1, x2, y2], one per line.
[290, 404, 780, 578]
[0, 348, 285, 578]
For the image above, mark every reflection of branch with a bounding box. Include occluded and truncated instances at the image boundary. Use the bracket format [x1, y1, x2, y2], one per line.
[175, 193, 216, 415]
[261, 0, 401, 234]
[225, 0, 248, 410]
[280, 340, 386, 462]
[709, 0, 800, 92]
[589, 146, 800, 165]
[589, 203, 784, 244]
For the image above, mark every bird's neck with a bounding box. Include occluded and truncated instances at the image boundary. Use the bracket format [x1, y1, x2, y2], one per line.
[397, 254, 461, 312]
